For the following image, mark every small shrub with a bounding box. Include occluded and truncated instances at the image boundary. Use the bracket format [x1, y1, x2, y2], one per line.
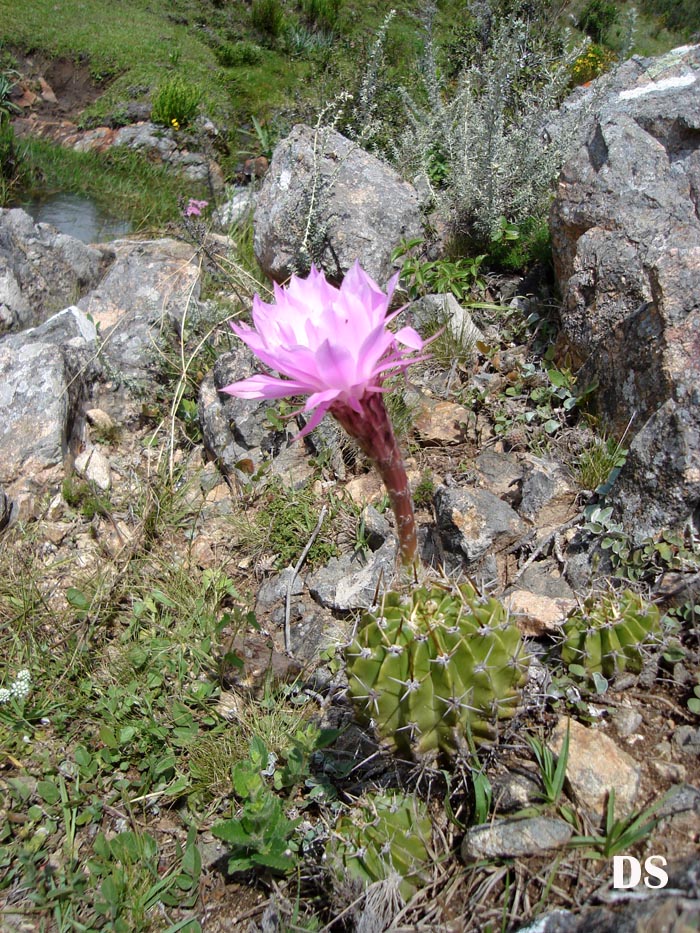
[300, 0, 342, 33]
[215, 40, 264, 68]
[251, 0, 286, 43]
[578, 0, 620, 43]
[486, 216, 552, 272]
[151, 77, 202, 127]
[570, 43, 617, 86]
[393, 14, 583, 246]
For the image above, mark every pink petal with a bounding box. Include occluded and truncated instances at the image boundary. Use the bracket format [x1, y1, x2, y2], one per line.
[394, 325, 424, 350]
[221, 374, 312, 400]
[315, 339, 357, 390]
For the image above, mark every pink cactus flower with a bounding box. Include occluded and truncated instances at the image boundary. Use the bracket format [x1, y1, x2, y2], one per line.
[184, 198, 209, 217]
[222, 262, 427, 565]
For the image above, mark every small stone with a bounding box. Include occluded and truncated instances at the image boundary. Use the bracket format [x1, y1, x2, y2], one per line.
[85, 408, 115, 432]
[672, 726, 700, 756]
[345, 472, 385, 506]
[611, 706, 643, 737]
[549, 717, 641, 817]
[74, 448, 111, 491]
[414, 398, 471, 445]
[190, 536, 216, 568]
[504, 589, 575, 636]
[653, 760, 687, 783]
[461, 816, 573, 861]
[491, 773, 542, 813]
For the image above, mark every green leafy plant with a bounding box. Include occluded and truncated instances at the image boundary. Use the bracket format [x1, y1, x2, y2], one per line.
[344, 582, 529, 760]
[243, 480, 338, 569]
[251, 0, 286, 43]
[570, 788, 664, 858]
[570, 42, 617, 85]
[329, 792, 433, 901]
[211, 736, 301, 874]
[0, 69, 20, 125]
[151, 76, 202, 127]
[393, 13, 582, 244]
[215, 41, 264, 68]
[300, 0, 343, 32]
[577, 0, 620, 43]
[528, 722, 569, 808]
[394, 239, 487, 302]
[575, 435, 628, 493]
[561, 590, 662, 684]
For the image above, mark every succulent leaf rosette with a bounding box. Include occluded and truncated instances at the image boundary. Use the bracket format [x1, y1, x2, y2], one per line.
[222, 262, 427, 564]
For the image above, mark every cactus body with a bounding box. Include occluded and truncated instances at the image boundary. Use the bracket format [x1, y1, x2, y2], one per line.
[344, 583, 529, 760]
[561, 590, 661, 679]
[330, 792, 432, 901]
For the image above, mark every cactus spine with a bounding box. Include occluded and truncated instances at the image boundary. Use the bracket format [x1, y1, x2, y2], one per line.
[330, 792, 432, 901]
[561, 589, 661, 679]
[344, 583, 529, 760]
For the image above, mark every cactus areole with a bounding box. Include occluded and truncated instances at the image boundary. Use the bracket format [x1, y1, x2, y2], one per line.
[345, 583, 530, 760]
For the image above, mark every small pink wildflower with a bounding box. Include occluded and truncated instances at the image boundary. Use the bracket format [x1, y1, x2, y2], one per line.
[222, 262, 427, 565]
[184, 198, 209, 217]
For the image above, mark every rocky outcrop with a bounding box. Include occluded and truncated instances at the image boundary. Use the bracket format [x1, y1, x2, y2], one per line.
[0, 207, 111, 334]
[0, 306, 97, 514]
[77, 237, 202, 390]
[550, 45, 700, 540]
[0, 219, 207, 516]
[253, 123, 423, 285]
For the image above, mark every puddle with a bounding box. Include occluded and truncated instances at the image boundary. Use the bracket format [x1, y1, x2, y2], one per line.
[21, 192, 133, 243]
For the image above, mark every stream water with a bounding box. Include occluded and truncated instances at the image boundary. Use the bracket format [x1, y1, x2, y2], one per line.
[21, 192, 133, 243]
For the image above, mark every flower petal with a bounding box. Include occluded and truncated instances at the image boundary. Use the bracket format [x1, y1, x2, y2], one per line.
[221, 374, 311, 400]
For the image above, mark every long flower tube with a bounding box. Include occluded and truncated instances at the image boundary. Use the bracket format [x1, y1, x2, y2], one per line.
[221, 262, 427, 566]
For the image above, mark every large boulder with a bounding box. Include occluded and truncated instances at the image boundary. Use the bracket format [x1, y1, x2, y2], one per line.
[0, 207, 111, 334]
[77, 237, 202, 390]
[0, 306, 97, 514]
[550, 45, 700, 540]
[253, 123, 423, 285]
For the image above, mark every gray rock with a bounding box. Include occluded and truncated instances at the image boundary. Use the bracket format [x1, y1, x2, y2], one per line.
[408, 293, 484, 346]
[307, 538, 399, 611]
[0, 207, 110, 334]
[74, 447, 111, 492]
[253, 123, 423, 284]
[198, 346, 289, 481]
[77, 237, 202, 390]
[672, 726, 700, 756]
[657, 782, 700, 819]
[550, 45, 700, 540]
[255, 567, 305, 612]
[611, 706, 643, 738]
[434, 483, 526, 563]
[0, 306, 97, 511]
[213, 188, 257, 229]
[461, 816, 573, 861]
[474, 450, 524, 506]
[491, 772, 542, 813]
[111, 122, 224, 192]
[519, 459, 576, 523]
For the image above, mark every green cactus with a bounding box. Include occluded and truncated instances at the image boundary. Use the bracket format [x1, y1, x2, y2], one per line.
[329, 792, 432, 901]
[561, 589, 661, 679]
[344, 583, 529, 760]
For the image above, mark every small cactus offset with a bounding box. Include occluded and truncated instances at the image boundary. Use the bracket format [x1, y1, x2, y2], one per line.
[344, 583, 529, 760]
[329, 792, 432, 901]
[561, 590, 661, 680]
